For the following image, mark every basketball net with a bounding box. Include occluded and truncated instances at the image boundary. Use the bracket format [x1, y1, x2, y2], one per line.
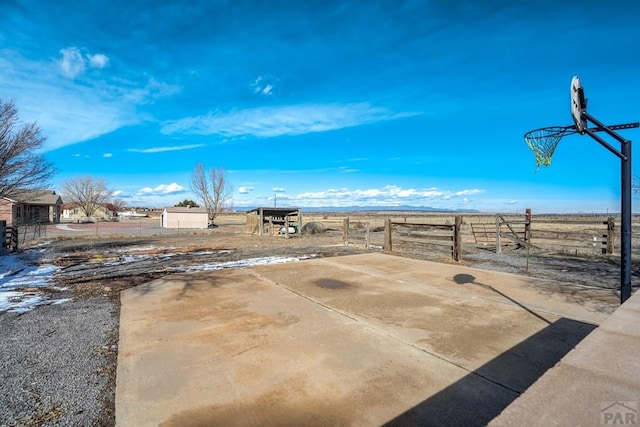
[524, 126, 572, 170]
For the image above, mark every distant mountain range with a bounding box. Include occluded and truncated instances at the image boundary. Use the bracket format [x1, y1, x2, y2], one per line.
[234, 205, 480, 213]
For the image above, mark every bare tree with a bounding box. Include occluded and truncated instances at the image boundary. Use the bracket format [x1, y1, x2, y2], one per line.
[190, 164, 233, 225]
[0, 99, 56, 198]
[109, 196, 127, 213]
[62, 176, 112, 218]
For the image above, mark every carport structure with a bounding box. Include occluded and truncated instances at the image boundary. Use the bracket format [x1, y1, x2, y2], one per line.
[116, 253, 621, 426]
[246, 207, 301, 236]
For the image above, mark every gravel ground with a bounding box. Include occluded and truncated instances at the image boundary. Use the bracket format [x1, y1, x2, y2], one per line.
[0, 297, 117, 427]
[0, 225, 636, 426]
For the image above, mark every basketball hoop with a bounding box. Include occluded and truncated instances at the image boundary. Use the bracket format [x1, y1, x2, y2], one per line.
[523, 75, 640, 304]
[523, 125, 575, 169]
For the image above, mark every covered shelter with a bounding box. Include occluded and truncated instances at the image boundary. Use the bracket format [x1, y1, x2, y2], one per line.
[162, 207, 208, 229]
[246, 207, 301, 237]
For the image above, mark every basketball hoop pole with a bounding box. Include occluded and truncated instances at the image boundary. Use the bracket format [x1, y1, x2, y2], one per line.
[581, 111, 635, 303]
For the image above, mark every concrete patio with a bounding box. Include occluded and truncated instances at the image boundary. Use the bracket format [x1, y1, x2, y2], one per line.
[115, 253, 623, 426]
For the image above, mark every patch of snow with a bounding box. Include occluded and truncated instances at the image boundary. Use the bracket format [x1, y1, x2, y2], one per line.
[0, 291, 70, 314]
[114, 245, 177, 253]
[182, 254, 315, 272]
[0, 250, 67, 314]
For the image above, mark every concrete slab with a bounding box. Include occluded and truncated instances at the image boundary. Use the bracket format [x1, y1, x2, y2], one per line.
[116, 253, 618, 426]
[489, 289, 640, 427]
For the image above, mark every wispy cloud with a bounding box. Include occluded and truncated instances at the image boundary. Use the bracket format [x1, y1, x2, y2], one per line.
[59, 47, 85, 79]
[251, 74, 279, 97]
[88, 53, 109, 69]
[272, 187, 285, 193]
[161, 103, 420, 139]
[0, 49, 177, 151]
[127, 144, 205, 154]
[59, 47, 110, 79]
[103, 153, 113, 158]
[136, 183, 186, 196]
[238, 186, 254, 194]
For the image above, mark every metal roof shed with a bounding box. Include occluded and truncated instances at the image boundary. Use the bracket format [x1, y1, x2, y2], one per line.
[162, 207, 209, 229]
[246, 207, 301, 237]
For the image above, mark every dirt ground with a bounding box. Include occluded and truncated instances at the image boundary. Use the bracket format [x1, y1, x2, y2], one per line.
[9, 219, 637, 425]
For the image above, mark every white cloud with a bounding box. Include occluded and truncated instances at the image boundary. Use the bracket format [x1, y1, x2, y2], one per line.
[59, 48, 110, 78]
[112, 190, 124, 197]
[127, 144, 205, 154]
[103, 153, 113, 158]
[0, 49, 177, 151]
[136, 183, 186, 196]
[59, 47, 85, 79]
[272, 187, 285, 193]
[251, 74, 278, 96]
[122, 77, 181, 104]
[279, 185, 485, 208]
[238, 186, 254, 194]
[88, 53, 109, 68]
[454, 189, 483, 197]
[161, 103, 420, 139]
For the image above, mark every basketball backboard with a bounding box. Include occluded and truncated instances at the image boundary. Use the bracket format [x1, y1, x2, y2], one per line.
[571, 76, 587, 134]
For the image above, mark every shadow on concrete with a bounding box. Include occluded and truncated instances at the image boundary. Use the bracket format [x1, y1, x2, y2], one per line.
[383, 274, 597, 426]
[453, 273, 552, 324]
[127, 273, 226, 300]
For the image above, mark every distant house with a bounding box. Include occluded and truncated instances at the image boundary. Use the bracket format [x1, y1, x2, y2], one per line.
[0, 190, 63, 225]
[161, 207, 208, 229]
[61, 203, 117, 222]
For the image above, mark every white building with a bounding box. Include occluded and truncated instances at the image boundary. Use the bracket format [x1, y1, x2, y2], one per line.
[161, 207, 208, 229]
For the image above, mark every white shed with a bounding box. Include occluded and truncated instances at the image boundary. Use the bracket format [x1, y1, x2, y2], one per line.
[161, 207, 208, 229]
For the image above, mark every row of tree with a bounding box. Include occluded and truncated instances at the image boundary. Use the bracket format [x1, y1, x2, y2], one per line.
[0, 99, 232, 225]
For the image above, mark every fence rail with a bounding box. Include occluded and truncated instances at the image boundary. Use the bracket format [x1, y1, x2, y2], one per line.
[323, 209, 626, 261]
[384, 217, 462, 261]
[468, 210, 617, 255]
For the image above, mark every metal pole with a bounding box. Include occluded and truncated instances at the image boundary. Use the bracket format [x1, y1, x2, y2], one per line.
[583, 112, 634, 303]
[621, 139, 632, 303]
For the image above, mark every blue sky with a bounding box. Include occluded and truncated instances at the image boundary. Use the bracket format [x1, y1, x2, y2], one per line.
[1, 1, 640, 213]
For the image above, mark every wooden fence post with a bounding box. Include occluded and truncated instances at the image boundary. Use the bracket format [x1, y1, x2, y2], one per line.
[343, 217, 349, 246]
[495, 215, 501, 253]
[365, 222, 370, 249]
[285, 216, 290, 238]
[0, 220, 5, 253]
[606, 217, 615, 254]
[525, 208, 532, 243]
[384, 218, 392, 252]
[454, 216, 462, 261]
